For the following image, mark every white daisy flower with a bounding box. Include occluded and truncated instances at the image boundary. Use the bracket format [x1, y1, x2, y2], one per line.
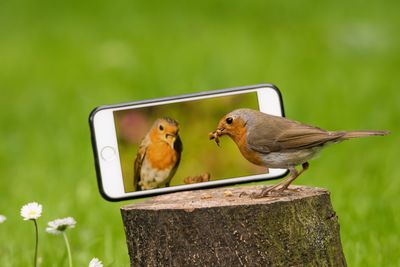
[20, 202, 42, 220]
[46, 217, 76, 235]
[0, 214, 6, 223]
[89, 257, 103, 267]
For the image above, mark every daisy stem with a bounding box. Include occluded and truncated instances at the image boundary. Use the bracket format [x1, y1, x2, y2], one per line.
[33, 219, 38, 267]
[63, 232, 73, 267]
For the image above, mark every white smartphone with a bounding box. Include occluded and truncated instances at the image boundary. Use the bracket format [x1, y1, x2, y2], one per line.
[89, 84, 287, 201]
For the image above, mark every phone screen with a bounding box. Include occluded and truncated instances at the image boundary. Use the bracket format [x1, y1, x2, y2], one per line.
[113, 92, 267, 193]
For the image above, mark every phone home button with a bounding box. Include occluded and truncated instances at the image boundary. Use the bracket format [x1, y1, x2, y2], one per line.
[101, 146, 116, 161]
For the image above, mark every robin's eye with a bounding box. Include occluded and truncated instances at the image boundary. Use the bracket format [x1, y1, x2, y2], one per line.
[159, 125, 164, 131]
[226, 117, 233, 124]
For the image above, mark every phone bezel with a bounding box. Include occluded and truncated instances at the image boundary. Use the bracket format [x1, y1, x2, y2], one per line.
[89, 84, 288, 201]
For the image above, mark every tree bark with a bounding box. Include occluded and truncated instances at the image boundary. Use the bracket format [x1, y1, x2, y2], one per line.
[121, 185, 346, 267]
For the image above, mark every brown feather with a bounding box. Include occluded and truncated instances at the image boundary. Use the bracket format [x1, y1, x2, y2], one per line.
[247, 113, 345, 153]
[340, 130, 389, 139]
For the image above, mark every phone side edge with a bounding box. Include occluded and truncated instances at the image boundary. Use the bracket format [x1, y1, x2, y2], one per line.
[266, 84, 286, 118]
[89, 107, 121, 201]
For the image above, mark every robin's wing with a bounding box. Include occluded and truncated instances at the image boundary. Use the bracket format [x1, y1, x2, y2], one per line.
[133, 139, 149, 191]
[166, 135, 183, 185]
[247, 115, 344, 153]
[273, 124, 345, 150]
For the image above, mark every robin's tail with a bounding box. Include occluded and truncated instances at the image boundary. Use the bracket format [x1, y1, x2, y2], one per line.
[340, 130, 390, 139]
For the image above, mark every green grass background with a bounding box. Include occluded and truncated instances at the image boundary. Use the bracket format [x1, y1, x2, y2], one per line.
[0, 0, 399, 266]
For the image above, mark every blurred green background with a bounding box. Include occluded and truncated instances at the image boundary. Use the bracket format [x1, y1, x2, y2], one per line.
[0, 0, 398, 266]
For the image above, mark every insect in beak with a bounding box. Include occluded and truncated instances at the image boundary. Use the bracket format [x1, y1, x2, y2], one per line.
[209, 128, 224, 146]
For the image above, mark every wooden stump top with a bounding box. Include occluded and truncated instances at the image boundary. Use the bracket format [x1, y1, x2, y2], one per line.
[121, 185, 346, 266]
[121, 185, 329, 211]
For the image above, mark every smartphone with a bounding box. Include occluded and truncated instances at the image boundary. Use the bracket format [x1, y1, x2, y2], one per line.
[89, 84, 287, 201]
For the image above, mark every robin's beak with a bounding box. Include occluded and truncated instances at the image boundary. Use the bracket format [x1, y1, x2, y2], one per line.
[216, 128, 225, 135]
[209, 117, 231, 146]
[165, 133, 177, 140]
[163, 131, 178, 148]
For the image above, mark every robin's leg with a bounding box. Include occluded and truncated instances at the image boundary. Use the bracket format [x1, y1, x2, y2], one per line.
[278, 162, 309, 191]
[252, 168, 297, 198]
[267, 168, 298, 193]
[253, 162, 309, 198]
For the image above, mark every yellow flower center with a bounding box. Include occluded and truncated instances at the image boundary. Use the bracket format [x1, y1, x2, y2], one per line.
[28, 211, 37, 216]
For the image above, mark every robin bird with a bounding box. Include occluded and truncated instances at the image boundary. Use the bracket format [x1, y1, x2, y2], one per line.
[209, 108, 389, 197]
[134, 117, 182, 191]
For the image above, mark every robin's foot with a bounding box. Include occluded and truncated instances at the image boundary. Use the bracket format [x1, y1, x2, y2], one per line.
[250, 185, 283, 198]
[251, 184, 301, 198]
[251, 163, 308, 198]
[239, 191, 249, 197]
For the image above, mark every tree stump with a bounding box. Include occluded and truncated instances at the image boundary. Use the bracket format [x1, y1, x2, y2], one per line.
[121, 185, 347, 266]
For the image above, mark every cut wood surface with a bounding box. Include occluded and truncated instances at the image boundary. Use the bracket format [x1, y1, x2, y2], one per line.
[121, 185, 347, 267]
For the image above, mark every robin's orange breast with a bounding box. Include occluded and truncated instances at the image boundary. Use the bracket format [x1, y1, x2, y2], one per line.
[146, 141, 178, 170]
[230, 126, 264, 166]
